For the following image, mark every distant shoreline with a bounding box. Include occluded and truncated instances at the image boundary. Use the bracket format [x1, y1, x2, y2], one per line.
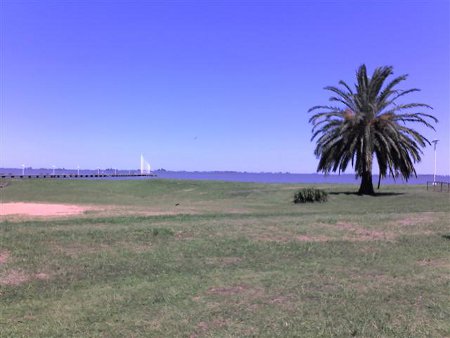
[1, 168, 447, 177]
[1, 168, 447, 185]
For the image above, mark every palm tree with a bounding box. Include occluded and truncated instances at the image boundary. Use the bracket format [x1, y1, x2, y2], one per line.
[309, 65, 438, 195]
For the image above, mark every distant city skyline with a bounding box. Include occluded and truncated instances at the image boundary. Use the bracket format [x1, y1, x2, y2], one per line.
[2, 0, 449, 174]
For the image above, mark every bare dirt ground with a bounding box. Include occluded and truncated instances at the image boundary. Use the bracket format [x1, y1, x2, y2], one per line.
[0, 202, 91, 217]
[0, 202, 193, 220]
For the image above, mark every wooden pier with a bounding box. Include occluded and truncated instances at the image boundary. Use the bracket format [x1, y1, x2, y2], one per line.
[0, 174, 157, 179]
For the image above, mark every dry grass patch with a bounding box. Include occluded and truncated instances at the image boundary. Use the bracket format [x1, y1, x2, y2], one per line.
[256, 232, 329, 243]
[395, 213, 436, 226]
[51, 241, 153, 258]
[205, 284, 267, 309]
[254, 221, 395, 243]
[417, 258, 450, 270]
[204, 284, 265, 309]
[0, 250, 11, 265]
[190, 318, 231, 338]
[83, 205, 188, 218]
[52, 243, 113, 258]
[321, 221, 397, 241]
[207, 285, 252, 296]
[296, 235, 332, 242]
[0, 269, 50, 286]
[343, 229, 395, 241]
[268, 295, 293, 304]
[0, 250, 51, 286]
[205, 257, 242, 267]
[0, 270, 29, 285]
[175, 231, 195, 240]
[119, 241, 153, 254]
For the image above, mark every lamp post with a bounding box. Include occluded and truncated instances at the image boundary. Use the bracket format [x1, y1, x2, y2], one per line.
[77, 165, 80, 176]
[432, 139, 439, 184]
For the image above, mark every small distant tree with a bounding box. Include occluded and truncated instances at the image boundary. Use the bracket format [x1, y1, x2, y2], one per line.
[309, 65, 438, 195]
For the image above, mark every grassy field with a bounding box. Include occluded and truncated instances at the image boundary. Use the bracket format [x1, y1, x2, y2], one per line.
[0, 179, 449, 337]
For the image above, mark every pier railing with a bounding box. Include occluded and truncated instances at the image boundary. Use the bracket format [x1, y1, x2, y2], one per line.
[0, 174, 156, 179]
[426, 181, 450, 192]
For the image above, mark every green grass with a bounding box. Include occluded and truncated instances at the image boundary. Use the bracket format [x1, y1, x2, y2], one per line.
[1, 179, 449, 337]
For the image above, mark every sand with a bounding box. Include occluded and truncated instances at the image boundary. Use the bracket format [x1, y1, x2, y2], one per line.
[0, 202, 90, 217]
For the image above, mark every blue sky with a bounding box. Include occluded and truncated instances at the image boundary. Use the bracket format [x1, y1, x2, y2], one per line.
[2, 0, 449, 174]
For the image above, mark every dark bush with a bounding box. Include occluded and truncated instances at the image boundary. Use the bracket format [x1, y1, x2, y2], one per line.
[0, 179, 10, 188]
[293, 188, 328, 203]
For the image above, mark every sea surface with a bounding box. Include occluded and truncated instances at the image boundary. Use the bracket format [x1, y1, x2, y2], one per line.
[1, 168, 448, 185]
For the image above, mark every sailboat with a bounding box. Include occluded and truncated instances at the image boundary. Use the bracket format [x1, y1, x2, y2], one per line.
[140, 154, 152, 175]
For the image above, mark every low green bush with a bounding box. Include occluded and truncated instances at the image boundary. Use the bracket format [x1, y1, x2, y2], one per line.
[293, 188, 328, 203]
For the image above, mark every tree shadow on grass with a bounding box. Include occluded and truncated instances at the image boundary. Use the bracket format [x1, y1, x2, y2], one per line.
[328, 191, 405, 197]
[442, 235, 450, 241]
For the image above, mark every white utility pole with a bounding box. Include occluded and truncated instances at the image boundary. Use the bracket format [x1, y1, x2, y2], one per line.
[432, 139, 439, 184]
[77, 165, 80, 176]
[22, 164, 25, 175]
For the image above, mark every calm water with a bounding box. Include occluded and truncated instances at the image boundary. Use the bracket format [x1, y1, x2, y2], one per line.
[1, 168, 447, 185]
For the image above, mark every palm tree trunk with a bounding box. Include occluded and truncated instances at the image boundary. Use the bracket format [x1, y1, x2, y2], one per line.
[359, 135, 375, 195]
[377, 174, 382, 189]
[358, 170, 375, 195]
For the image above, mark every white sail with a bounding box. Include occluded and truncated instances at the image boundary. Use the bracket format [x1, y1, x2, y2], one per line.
[140, 154, 152, 175]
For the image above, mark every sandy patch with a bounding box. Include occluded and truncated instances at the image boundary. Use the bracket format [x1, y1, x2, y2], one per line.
[0, 202, 91, 217]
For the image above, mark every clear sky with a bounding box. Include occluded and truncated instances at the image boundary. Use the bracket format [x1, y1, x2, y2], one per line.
[2, 0, 449, 174]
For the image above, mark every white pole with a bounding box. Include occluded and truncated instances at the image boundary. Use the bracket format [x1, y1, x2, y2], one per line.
[432, 139, 439, 184]
[22, 164, 25, 175]
[77, 165, 80, 176]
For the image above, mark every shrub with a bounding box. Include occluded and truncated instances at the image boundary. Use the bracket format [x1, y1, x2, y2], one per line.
[293, 188, 328, 203]
[0, 179, 10, 188]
